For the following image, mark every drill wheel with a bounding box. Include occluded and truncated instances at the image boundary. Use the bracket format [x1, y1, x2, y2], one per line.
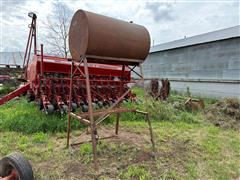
[71, 103, 78, 112]
[97, 101, 103, 108]
[81, 104, 88, 112]
[60, 105, 68, 115]
[45, 104, 54, 115]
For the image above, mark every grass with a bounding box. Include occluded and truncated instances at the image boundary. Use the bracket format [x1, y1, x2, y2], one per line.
[0, 85, 15, 96]
[0, 98, 84, 133]
[119, 165, 151, 179]
[0, 87, 239, 179]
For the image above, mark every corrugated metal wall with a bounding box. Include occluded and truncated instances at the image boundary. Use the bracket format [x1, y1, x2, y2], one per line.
[143, 38, 240, 98]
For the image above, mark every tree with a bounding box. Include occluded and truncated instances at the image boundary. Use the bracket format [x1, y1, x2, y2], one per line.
[44, 2, 73, 58]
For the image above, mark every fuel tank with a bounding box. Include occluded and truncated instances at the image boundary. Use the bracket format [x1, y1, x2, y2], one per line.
[69, 10, 150, 64]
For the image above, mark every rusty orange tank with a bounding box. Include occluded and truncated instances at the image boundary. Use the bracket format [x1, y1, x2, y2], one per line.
[69, 10, 150, 64]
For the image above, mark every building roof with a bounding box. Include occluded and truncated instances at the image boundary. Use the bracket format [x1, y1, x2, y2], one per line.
[0, 52, 25, 66]
[150, 25, 240, 53]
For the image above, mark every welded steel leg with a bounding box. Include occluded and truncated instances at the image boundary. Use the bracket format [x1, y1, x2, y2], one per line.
[67, 115, 71, 148]
[139, 63, 156, 152]
[146, 113, 155, 151]
[67, 61, 74, 148]
[115, 113, 120, 135]
[83, 58, 98, 171]
[115, 65, 125, 135]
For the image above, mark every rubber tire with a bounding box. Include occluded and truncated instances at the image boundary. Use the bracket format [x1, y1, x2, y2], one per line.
[45, 104, 54, 115]
[71, 103, 77, 112]
[81, 104, 88, 112]
[0, 152, 34, 180]
[26, 93, 35, 102]
[51, 99, 58, 110]
[60, 105, 68, 115]
[97, 101, 103, 108]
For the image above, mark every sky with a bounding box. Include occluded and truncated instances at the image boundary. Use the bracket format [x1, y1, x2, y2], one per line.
[0, 0, 239, 53]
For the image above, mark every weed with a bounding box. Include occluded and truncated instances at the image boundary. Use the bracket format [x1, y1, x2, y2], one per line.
[201, 136, 221, 155]
[32, 132, 48, 143]
[177, 111, 200, 124]
[119, 165, 151, 180]
[78, 143, 93, 164]
[228, 139, 240, 154]
[78, 143, 92, 155]
[18, 135, 30, 151]
[207, 159, 240, 180]
[158, 168, 182, 179]
[55, 132, 66, 139]
[186, 162, 198, 178]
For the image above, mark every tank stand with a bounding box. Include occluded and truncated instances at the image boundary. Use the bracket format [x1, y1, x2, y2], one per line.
[66, 57, 155, 171]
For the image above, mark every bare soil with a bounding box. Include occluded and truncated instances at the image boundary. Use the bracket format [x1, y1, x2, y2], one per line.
[68, 126, 151, 148]
[205, 98, 240, 130]
[33, 127, 192, 179]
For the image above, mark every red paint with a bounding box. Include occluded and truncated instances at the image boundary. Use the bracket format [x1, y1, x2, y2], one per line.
[0, 83, 30, 105]
[0, 75, 10, 81]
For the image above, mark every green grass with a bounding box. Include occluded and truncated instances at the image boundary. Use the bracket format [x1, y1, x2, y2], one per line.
[0, 85, 15, 96]
[32, 132, 49, 143]
[0, 98, 83, 133]
[0, 87, 239, 179]
[119, 165, 151, 180]
[0, 87, 206, 133]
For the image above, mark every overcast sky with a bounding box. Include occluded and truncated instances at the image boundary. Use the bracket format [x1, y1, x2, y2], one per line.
[0, 0, 239, 52]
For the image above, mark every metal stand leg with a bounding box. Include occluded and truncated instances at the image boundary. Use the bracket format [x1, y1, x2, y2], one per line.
[146, 113, 155, 151]
[67, 61, 74, 148]
[67, 115, 71, 148]
[115, 65, 124, 136]
[115, 113, 120, 135]
[139, 63, 156, 152]
[83, 58, 98, 171]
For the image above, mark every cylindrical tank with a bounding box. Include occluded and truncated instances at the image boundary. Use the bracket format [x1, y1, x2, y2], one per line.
[69, 10, 150, 64]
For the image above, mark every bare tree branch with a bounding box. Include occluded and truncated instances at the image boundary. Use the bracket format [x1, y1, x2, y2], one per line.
[43, 1, 73, 58]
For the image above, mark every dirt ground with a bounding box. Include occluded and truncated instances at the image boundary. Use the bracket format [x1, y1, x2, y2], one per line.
[70, 127, 151, 147]
[205, 98, 240, 131]
[32, 126, 192, 179]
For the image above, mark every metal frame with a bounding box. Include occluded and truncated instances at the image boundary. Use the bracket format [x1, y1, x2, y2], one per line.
[0, 83, 30, 106]
[67, 56, 155, 171]
[23, 12, 37, 78]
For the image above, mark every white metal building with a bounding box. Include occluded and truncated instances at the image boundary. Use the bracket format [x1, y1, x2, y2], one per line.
[144, 26, 240, 98]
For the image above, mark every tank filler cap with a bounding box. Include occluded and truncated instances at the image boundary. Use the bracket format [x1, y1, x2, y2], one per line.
[28, 12, 37, 19]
